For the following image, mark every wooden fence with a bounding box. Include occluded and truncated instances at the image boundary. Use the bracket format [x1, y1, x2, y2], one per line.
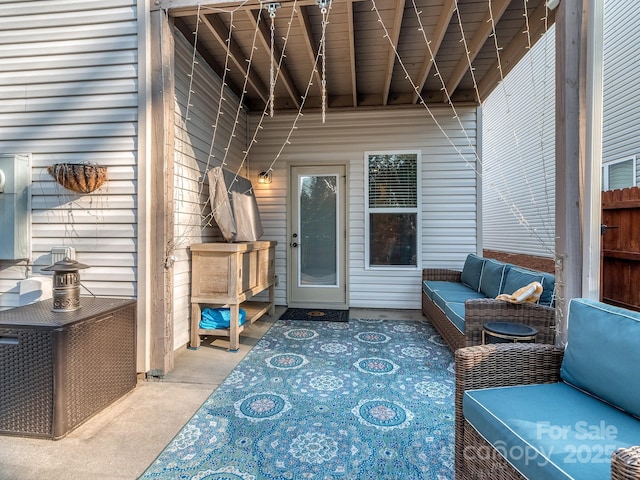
[601, 186, 640, 311]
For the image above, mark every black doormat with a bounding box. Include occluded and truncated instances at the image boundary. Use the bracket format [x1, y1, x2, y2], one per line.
[279, 308, 349, 322]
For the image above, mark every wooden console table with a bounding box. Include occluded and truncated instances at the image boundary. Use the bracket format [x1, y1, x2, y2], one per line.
[189, 241, 276, 351]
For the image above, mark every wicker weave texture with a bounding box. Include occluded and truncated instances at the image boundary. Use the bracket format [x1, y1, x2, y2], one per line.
[0, 298, 136, 439]
[612, 446, 640, 480]
[63, 306, 137, 433]
[421, 269, 556, 352]
[0, 329, 55, 436]
[454, 344, 640, 480]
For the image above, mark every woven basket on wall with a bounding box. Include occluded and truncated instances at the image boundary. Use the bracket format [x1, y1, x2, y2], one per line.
[47, 163, 108, 194]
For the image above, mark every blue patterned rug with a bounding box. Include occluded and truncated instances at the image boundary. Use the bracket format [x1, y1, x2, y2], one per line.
[140, 316, 455, 479]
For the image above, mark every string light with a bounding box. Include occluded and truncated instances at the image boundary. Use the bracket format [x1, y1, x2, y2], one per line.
[317, 0, 331, 123]
[183, 4, 201, 133]
[267, 3, 280, 117]
[487, 0, 555, 251]
[173, 0, 553, 258]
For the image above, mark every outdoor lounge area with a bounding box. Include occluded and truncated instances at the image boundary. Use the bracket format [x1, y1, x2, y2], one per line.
[455, 299, 640, 480]
[2, 0, 639, 478]
[421, 254, 556, 351]
[0, 307, 450, 479]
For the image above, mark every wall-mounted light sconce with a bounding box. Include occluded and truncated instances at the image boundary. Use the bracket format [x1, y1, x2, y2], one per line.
[258, 171, 272, 184]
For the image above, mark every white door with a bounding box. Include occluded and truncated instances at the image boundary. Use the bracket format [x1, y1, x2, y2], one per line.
[288, 165, 347, 308]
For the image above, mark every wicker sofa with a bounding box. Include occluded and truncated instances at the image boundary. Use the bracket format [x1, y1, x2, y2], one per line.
[455, 298, 640, 480]
[422, 254, 556, 351]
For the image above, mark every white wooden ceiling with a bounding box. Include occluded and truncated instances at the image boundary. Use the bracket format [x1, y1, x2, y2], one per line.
[165, 0, 555, 113]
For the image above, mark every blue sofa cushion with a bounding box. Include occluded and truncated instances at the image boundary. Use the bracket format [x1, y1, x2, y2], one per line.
[479, 259, 509, 299]
[422, 280, 460, 301]
[464, 382, 640, 480]
[460, 254, 485, 292]
[561, 298, 640, 419]
[502, 267, 544, 299]
[443, 302, 465, 333]
[538, 271, 556, 307]
[430, 283, 485, 312]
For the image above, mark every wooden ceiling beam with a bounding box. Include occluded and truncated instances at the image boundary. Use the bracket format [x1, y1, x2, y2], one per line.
[443, 0, 511, 103]
[382, 0, 406, 106]
[200, 12, 270, 104]
[477, 1, 556, 101]
[297, 5, 323, 98]
[412, 0, 456, 104]
[246, 8, 301, 109]
[174, 18, 242, 99]
[347, 0, 358, 107]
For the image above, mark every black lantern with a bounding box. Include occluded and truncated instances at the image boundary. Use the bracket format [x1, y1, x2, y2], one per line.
[42, 257, 90, 312]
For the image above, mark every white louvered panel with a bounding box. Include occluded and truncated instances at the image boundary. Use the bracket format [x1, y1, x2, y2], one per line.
[57, 252, 136, 267]
[78, 281, 135, 297]
[482, 2, 640, 258]
[0, 21, 137, 45]
[32, 238, 136, 254]
[249, 107, 479, 310]
[602, 2, 640, 172]
[0, 4, 135, 30]
[32, 210, 137, 225]
[31, 195, 136, 211]
[0, 36, 137, 59]
[0, 94, 138, 114]
[80, 267, 136, 283]
[0, 79, 137, 101]
[0, 139, 137, 155]
[33, 223, 135, 238]
[0, 51, 138, 73]
[482, 25, 556, 258]
[0, 0, 138, 306]
[1, 109, 138, 128]
[0, 65, 138, 87]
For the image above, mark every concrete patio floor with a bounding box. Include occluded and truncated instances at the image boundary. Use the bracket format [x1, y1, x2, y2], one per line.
[0, 307, 424, 480]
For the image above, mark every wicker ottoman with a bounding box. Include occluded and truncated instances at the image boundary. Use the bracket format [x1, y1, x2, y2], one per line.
[0, 297, 136, 439]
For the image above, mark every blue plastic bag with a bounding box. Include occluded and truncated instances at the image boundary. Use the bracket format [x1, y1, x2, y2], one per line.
[200, 307, 247, 329]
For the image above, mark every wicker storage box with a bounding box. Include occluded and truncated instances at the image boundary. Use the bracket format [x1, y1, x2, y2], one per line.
[0, 297, 136, 439]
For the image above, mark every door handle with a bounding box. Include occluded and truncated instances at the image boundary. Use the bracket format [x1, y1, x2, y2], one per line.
[290, 242, 298, 248]
[601, 224, 619, 235]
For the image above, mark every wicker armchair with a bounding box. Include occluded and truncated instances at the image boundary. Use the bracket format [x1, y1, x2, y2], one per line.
[421, 268, 556, 351]
[455, 343, 640, 480]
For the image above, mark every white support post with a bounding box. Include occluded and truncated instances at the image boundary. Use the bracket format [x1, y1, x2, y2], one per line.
[582, 0, 604, 301]
[555, 0, 604, 345]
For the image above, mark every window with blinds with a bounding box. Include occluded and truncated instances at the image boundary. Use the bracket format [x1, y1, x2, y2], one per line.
[365, 152, 420, 268]
[603, 156, 636, 191]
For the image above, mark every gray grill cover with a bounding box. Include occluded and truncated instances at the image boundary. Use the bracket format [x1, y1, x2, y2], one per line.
[207, 166, 264, 242]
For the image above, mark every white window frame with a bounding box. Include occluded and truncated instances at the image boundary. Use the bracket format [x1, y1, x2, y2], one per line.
[364, 150, 421, 270]
[602, 156, 637, 191]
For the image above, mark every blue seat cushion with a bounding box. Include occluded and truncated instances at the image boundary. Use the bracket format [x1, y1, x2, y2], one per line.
[479, 259, 509, 299]
[422, 280, 459, 301]
[430, 283, 485, 312]
[464, 382, 640, 480]
[561, 298, 640, 418]
[442, 302, 465, 333]
[460, 254, 485, 292]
